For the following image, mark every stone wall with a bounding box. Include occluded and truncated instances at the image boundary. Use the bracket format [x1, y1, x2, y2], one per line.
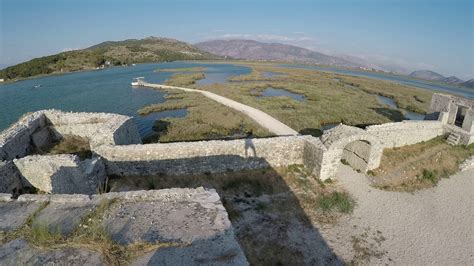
[0, 110, 142, 161]
[341, 140, 371, 172]
[94, 136, 326, 177]
[43, 110, 142, 148]
[0, 161, 22, 193]
[0, 111, 48, 161]
[366, 121, 445, 148]
[13, 155, 106, 195]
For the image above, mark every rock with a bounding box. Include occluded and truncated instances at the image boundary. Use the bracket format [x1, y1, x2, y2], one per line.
[32, 201, 97, 236]
[132, 230, 248, 265]
[13, 155, 106, 194]
[0, 201, 42, 231]
[459, 156, 474, 171]
[0, 161, 22, 193]
[0, 238, 104, 265]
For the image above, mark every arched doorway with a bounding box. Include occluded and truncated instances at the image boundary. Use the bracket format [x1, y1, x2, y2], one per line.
[320, 125, 384, 179]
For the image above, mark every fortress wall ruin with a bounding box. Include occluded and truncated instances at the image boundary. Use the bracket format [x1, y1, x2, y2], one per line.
[94, 135, 327, 177]
[0, 110, 142, 162]
[0, 110, 141, 194]
[365, 120, 445, 148]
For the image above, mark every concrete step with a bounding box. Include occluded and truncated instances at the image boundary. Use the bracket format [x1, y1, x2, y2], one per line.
[447, 133, 461, 145]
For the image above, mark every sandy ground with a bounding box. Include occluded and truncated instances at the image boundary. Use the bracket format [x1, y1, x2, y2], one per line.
[320, 165, 474, 265]
[142, 82, 299, 136]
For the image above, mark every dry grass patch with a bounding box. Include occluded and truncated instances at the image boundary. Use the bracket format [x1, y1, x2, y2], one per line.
[370, 136, 474, 192]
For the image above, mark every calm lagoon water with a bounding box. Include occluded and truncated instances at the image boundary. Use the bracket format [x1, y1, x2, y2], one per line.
[0, 62, 250, 137]
[377, 95, 425, 120]
[281, 64, 474, 99]
[259, 87, 305, 101]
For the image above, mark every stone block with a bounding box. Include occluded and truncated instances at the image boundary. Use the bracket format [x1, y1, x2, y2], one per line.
[32, 201, 97, 236]
[0, 238, 104, 265]
[0, 160, 22, 193]
[0, 201, 42, 231]
[13, 155, 106, 194]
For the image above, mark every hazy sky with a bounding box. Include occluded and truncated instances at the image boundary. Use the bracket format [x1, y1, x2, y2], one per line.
[1, 0, 472, 79]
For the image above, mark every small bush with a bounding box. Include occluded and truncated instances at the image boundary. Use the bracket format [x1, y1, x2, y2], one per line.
[340, 159, 349, 165]
[422, 169, 438, 184]
[318, 191, 355, 213]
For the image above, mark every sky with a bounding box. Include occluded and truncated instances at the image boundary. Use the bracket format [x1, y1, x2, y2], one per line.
[0, 0, 472, 79]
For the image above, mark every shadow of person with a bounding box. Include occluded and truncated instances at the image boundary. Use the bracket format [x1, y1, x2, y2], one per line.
[106, 155, 343, 265]
[244, 131, 257, 158]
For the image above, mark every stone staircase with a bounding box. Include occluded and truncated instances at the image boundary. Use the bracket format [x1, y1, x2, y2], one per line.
[446, 132, 461, 145]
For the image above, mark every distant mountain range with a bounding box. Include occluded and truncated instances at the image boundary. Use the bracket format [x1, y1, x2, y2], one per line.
[0, 37, 219, 80]
[1, 36, 472, 89]
[197, 39, 473, 89]
[195, 39, 363, 68]
[408, 70, 473, 88]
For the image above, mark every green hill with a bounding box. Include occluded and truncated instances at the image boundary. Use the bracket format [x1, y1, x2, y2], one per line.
[0, 37, 221, 80]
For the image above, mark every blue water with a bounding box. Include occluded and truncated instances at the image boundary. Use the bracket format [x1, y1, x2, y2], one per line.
[281, 64, 474, 99]
[259, 87, 305, 101]
[0, 62, 250, 137]
[196, 64, 251, 85]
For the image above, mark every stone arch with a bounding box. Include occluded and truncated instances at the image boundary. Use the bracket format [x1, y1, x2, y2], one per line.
[319, 125, 383, 179]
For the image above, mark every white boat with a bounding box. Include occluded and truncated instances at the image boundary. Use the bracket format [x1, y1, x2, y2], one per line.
[131, 77, 144, 86]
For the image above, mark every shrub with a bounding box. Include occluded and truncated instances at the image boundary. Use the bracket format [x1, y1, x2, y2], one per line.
[318, 191, 355, 213]
[422, 169, 438, 184]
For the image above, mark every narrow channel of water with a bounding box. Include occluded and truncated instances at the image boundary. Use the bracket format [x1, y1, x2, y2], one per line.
[377, 95, 425, 120]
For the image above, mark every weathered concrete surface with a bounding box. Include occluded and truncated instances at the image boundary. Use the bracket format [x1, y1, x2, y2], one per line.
[32, 201, 96, 236]
[13, 155, 106, 194]
[0, 238, 104, 265]
[0, 161, 22, 193]
[0, 189, 247, 265]
[132, 230, 247, 265]
[99, 188, 247, 265]
[142, 82, 298, 136]
[0, 201, 42, 231]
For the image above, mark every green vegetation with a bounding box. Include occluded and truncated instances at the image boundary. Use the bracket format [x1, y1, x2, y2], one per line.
[317, 191, 355, 213]
[138, 62, 434, 143]
[194, 64, 433, 132]
[372, 136, 474, 191]
[0, 37, 219, 81]
[140, 73, 271, 143]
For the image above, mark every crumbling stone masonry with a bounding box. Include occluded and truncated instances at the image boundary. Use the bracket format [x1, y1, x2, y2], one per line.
[0, 188, 248, 265]
[0, 93, 473, 194]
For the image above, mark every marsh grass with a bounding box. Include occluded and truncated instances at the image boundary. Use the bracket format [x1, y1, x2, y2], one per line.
[139, 74, 271, 142]
[138, 63, 433, 142]
[372, 136, 474, 191]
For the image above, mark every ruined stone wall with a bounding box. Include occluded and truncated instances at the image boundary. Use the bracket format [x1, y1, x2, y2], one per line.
[13, 155, 106, 195]
[0, 111, 48, 161]
[43, 110, 142, 147]
[366, 121, 445, 148]
[94, 136, 326, 177]
[341, 140, 371, 172]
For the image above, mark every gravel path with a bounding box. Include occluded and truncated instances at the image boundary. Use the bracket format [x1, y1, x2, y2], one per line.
[142, 82, 299, 136]
[321, 165, 474, 264]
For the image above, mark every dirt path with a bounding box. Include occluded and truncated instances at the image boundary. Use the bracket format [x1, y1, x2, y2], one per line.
[320, 165, 474, 264]
[141, 82, 299, 136]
